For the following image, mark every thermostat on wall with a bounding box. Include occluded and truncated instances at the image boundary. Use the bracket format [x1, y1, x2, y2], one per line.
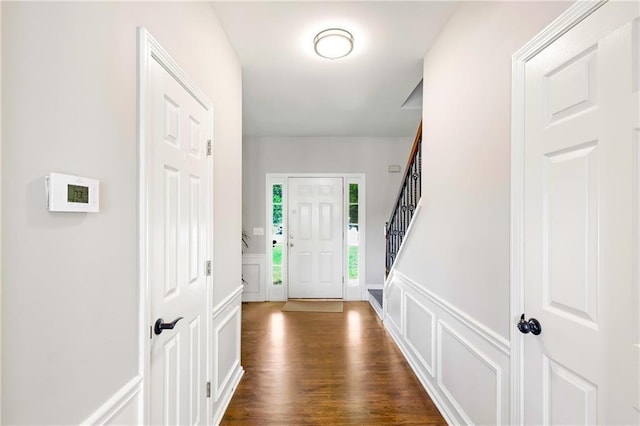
[46, 173, 100, 212]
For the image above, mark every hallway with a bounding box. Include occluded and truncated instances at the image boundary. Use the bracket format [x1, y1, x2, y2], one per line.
[221, 302, 446, 425]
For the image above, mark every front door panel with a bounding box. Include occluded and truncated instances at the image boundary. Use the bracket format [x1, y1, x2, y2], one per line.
[288, 178, 343, 298]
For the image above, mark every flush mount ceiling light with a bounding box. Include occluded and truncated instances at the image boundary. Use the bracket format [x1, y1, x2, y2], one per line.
[314, 28, 354, 60]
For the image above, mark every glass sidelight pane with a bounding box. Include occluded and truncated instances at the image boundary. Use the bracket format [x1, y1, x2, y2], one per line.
[273, 265, 282, 285]
[272, 245, 283, 265]
[348, 246, 359, 280]
[273, 204, 282, 225]
[349, 183, 358, 203]
[349, 204, 358, 224]
[273, 184, 282, 203]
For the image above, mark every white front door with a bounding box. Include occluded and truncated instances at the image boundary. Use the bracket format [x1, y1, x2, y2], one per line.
[288, 177, 343, 298]
[147, 48, 211, 424]
[522, 2, 639, 424]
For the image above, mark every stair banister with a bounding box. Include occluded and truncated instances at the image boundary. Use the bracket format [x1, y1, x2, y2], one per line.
[385, 121, 422, 276]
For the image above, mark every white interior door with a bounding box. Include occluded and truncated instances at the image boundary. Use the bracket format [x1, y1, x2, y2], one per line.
[522, 3, 639, 424]
[288, 177, 343, 298]
[148, 52, 211, 425]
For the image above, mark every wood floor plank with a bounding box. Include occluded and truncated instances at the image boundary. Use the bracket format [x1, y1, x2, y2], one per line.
[221, 301, 446, 425]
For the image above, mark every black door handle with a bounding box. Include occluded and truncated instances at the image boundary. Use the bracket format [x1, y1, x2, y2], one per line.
[154, 317, 183, 335]
[517, 313, 542, 335]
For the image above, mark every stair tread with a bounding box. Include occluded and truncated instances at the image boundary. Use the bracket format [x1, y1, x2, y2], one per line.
[368, 289, 383, 308]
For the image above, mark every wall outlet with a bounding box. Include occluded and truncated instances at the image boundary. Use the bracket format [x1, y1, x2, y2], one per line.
[252, 227, 264, 236]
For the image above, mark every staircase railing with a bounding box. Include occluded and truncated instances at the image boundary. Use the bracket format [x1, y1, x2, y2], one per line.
[385, 121, 422, 276]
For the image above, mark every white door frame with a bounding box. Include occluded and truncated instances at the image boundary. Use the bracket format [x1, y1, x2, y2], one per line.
[138, 28, 214, 423]
[0, 3, 3, 417]
[509, 1, 607, 424]
[265, 173, 366, 301]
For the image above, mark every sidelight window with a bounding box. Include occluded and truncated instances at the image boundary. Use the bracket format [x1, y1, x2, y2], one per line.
[348, 183, 359, 286]
[272, 184, 283, 285]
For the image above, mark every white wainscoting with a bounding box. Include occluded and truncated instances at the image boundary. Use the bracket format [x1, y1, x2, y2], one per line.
[405, 293, 435, 377]
[385, 281, 403, 332]
[210, 286, 244, 425]
[81, 375, 142, 425]
[384, 271, 510, 425]
[242, 254, 265, 302]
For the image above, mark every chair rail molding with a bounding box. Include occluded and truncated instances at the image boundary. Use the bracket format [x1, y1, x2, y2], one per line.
[383, 271, 510, 424]
[81, 375, 143, 425]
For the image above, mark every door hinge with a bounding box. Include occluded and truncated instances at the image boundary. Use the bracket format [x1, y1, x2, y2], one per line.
[207, 140, 212, 156]
[206, 260, 212, 276]
[206, 381, 211, 398]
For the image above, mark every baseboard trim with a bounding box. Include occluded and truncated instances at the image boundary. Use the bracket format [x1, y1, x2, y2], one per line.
[384, 319, 458, 425]
[211, 365, 244, 425]
[367, 292, 384, 320]
[81, 375, 142, 425]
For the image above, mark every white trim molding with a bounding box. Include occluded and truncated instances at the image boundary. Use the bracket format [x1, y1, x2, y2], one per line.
[212, 306, 242, 400]
[383, 271, 510, 425]
[510, 2, 607, 424]
[405, 292, 436, 377]
[437, 320, 503, 425]
[212, 286, 244, 320]
[81, 376, 143, 425]
[242, 254, 266, 301]
[393, 271, 510, 355]
[210, 302, 244, 425]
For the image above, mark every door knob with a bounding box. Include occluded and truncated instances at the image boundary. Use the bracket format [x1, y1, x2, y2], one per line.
[517, 313, 542, 335]
[154, 317, 183, 335]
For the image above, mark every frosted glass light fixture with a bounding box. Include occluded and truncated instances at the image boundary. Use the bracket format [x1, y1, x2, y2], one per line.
[314, 28, 354, 60]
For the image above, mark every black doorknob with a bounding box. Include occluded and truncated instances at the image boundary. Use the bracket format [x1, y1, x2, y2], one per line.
[517, 314, 542, 336]
[154, 317, 184, 335]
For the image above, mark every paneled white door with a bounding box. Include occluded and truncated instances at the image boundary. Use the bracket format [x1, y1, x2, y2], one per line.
[148, 53, 210, 424]
[288, 177, 343, 298]
[522, 2, 639, 424]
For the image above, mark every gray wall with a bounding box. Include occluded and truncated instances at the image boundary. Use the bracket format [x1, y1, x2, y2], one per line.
[395, 1, 570, 339]
[1, 2, 241, 424]
[243, 135, 417, 287]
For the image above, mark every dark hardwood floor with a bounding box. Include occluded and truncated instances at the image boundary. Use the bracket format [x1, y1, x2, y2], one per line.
[221, 301, 446, 425]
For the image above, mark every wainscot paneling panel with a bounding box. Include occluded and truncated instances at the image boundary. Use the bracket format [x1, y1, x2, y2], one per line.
[386, 280, 403, 332]
[438, 320, 501, 425]
[383, 271, 510, 425]
[405, 293, 435, 377]
[210, 287, 244, 425]
[242, 254, 265, 302]
[81, 376, 142, 425]
[214, 306, 241, 397]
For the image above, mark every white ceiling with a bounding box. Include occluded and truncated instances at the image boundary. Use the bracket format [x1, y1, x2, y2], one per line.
[212, 1, 457, 137]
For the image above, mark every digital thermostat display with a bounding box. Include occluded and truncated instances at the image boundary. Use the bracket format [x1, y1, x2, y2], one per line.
[46, 173, 99, 212]
[67, 184, 89, 204]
